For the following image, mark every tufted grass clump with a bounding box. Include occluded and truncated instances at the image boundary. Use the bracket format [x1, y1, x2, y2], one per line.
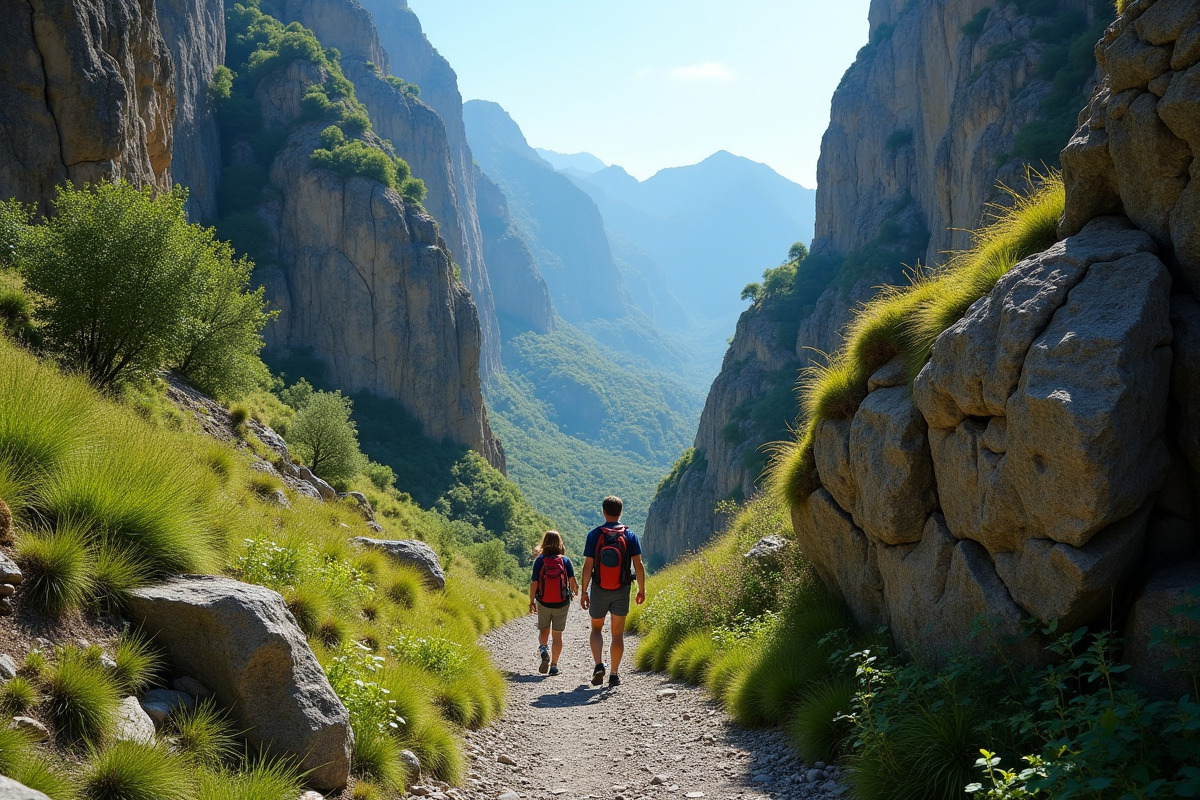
[0, 727, 77, 800]
[170, 700, 238, 768]
[788, 676, 856, 763]
[45, 645, 120, 745]
[17, 522, 97, 614]
[195, 759, 304, 800]
[0, 675, 38, 714]
[351, 723, 406, 792]
[666, 631, 719, 685]
[774, 172, 1065, 509]
[110, 631, 163, 696]
[80, 740, 193, 800]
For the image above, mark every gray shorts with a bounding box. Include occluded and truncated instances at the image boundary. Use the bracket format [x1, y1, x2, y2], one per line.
[589, 585, 631, 619]
[536, 601, 569, 631]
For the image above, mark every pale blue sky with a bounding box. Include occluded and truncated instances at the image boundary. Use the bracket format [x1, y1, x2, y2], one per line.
[406, 0, 872, 188]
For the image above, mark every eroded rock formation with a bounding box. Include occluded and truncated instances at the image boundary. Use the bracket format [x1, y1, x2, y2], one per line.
[0, 0, 175, 211]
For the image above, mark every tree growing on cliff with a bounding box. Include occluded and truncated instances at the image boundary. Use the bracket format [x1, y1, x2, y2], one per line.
[285, 390, 366, 482]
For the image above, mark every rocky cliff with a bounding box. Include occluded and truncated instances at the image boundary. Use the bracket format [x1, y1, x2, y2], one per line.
[354, 0, 501, 377]
[0, 0, 175, 211]
[158, 0, 224, 222]
[644, 0, 1108, 563]
[790, 0, 1200, 689]
[217, 5, 504, 470]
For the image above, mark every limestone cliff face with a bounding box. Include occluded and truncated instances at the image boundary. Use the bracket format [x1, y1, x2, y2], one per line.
[242, 54, 504, 470]
[158, 0, 224, 222]
[256, 124, 504, 470]
[788, 0, 1200, 688]
[645, 0, 1106, 563]
[815, 0, 1100, 260]
[0, 0, 174, 211]
[474, 168, 555, 336]
[355, 0, 500, 377]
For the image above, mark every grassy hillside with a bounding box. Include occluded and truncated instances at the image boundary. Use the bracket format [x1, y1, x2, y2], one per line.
[0, 335, 524, 799]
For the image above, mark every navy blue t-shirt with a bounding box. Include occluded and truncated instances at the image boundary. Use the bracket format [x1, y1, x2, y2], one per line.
[584, 524, 641, 590]
[531, 555, 574, 608]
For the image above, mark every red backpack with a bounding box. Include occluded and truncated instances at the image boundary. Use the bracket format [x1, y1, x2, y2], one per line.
[537, 556, 569, 604]
[595, 525, 632, 591]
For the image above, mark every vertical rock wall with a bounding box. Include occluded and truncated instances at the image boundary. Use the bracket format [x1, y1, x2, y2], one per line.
[158, 0, 224, 222]
[0, 0, 175, 211]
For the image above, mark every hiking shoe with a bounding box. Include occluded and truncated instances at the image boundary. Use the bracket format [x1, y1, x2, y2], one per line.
[548, 664, 559, 676]
[538, 646, 550, 674]
[591, 663, 607, 686]
[608, 673, 622, 687]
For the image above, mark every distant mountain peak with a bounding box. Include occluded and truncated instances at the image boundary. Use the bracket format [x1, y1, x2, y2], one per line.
[535, 148, 608, 177]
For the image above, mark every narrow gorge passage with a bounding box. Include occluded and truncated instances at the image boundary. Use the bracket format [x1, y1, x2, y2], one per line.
[450, 616, 847, 800]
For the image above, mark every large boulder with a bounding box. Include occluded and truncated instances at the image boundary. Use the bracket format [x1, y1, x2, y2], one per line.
[792, 490, 887, 630]
[1125, 561, 1200, 698]
[352, 538, 446, 591]
[877, 515, 1032, 665]
[915, 219, 1173, 554]
[126, 576, 352, 791]
[0, 776, 50, 800]
[847, 386, 936, 545]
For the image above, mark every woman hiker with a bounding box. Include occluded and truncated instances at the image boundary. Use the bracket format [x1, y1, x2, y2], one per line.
[529, 530, 578, 675]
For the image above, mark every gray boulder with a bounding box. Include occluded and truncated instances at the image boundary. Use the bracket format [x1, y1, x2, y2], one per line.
[792, 490, 887, 630]
[877, 516, 1033, 666]
[126, 575, 353, 791]
[352, 538, 446, 591]
[0, 775, 51, 800]
[299, 467, 337, 501]
[743, 536, 790, 571]
[339, 491, 375, 520]
[0, 553, 21, 585]
[114, 696, 156, 743]
[1126, 560, 1200, 698]
[848, 386, 936, 545]
[813, 418, 855, 517]
[916, 222, 1172, 554]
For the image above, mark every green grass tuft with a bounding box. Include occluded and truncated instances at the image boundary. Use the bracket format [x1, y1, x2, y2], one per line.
[17, 522, 97, 614]
[170, 700, 237, 768]
[352, 723, 407, 791]
[195, 759, 304, 800]
[666, 631, 719, 685]
[788, 676, 856, 763]
[0, 675, 38, 714]
[80, 740, 192, 800]
[110, 631, 163, 696]
[21, 648, 49, 680]
[45, 646, 120, 745]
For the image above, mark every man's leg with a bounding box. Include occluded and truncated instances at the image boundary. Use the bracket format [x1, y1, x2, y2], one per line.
[589, 615, 605, 665]
[550, 628, 564, 665]
[539, 626, 551, 648]
[610, 614, 626, 675]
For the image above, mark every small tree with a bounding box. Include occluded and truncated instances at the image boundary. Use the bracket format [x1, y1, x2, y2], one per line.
[285, 390, 366, 482]
[169, 232, 276, 400]
[17, 183, 207, 388]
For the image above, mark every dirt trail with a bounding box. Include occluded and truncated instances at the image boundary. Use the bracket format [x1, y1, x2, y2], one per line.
[442, 613, 848, 800]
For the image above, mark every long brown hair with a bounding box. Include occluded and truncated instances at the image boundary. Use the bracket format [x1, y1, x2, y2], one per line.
[535, 530, 565, 557]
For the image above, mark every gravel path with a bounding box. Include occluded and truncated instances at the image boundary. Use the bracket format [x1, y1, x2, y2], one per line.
[424, 612, 848, 800]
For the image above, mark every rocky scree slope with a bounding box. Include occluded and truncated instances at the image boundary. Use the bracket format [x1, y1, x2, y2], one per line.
[645, 0, 1109, 564]
[793, 0, 1200, 693]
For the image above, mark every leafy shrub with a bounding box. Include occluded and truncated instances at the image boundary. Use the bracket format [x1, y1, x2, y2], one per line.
[208, 65, 234, 104]
[364, 461, 396, 491]
[385, 75, 420, 98]
[310, 140, 398, 188]
[284, 390, 366, 482]
[325, 641, 405, 735]
[656, 447, 707, 495]
[390, 634, 467, 676]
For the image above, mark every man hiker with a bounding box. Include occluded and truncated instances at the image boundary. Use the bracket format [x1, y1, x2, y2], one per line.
[579, 495, 646, 687]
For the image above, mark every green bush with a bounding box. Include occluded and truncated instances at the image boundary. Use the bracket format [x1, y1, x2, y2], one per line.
[284, 390, 366, 482]
[310, 140, 398, 189]
[208, 65, 233, 104]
